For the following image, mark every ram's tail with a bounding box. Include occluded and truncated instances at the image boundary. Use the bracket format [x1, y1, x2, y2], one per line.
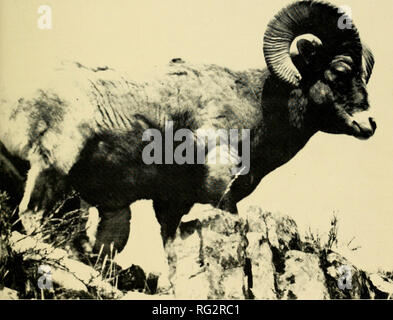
[0, 96, 31, 160]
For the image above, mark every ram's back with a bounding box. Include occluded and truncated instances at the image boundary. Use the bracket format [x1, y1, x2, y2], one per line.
[73, 61, 266, 132]
[0, 61, 267, 172]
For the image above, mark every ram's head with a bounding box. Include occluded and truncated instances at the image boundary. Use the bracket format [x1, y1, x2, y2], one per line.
[263, 0, 376, 139]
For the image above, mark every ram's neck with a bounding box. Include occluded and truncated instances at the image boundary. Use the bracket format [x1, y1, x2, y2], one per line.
[250, 74, 317, 178]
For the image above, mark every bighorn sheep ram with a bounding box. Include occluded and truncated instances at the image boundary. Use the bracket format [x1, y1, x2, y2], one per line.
[0, 1, 375, 254]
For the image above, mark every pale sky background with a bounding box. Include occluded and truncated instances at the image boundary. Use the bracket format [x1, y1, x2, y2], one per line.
[0, 0, 392, 272]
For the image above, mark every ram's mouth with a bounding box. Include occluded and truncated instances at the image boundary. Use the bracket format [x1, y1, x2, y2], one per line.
[350, 119, 377, 140]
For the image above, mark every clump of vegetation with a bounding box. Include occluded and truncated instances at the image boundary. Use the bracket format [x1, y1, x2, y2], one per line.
[378, 270, 393, 282]
[0, 192, 13, 285]
[1, 191, 159, 299]
[303, 215, 360, 255]
[304, 215, 339, 254]
[325, 216, 339, 250]
[0, 191, 40, 298]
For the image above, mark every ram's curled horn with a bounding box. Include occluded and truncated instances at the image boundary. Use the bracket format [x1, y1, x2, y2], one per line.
[289, 33, 323, 56]
[263, 0, 363, 86]
[362, 44, 375, 84]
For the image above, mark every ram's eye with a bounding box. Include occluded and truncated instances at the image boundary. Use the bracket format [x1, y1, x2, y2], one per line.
[330, 55, 353, 71]
[332, 63, 352, 75]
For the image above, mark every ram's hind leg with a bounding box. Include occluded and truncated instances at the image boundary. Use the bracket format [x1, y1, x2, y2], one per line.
[0, 148, 28, 209]
[93, 206, 131, 256]
[17, 159, 49, 234]
[18, 161, 72, 234]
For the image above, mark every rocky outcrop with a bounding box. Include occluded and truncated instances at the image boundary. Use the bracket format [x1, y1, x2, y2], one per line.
[0, 286, 19, 300]
[2, 203, 392, 300]
[163, 205, 393, 300]
[166, 207, 247, 299]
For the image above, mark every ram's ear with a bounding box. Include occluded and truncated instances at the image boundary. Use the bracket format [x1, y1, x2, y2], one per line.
[362, 44, 374, 83]
[297, 39, 320, 65]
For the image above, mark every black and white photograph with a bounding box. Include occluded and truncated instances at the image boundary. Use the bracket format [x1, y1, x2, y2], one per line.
[0, 0, 392, 303]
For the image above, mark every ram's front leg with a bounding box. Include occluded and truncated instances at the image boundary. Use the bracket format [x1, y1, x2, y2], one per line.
[200, 136, 250, 214]
[217, 192, 238, 213]
[202, 169, 239, 214]
[203, 161, 243, 214]
[153, 199, 194, 245]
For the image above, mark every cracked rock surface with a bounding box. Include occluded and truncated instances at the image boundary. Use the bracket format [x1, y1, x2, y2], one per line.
[2, 202, 392, 299]
[165, 205, 392, 300]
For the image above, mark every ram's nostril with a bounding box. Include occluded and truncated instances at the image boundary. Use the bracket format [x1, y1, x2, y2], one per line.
[369, 118, 377, 132]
